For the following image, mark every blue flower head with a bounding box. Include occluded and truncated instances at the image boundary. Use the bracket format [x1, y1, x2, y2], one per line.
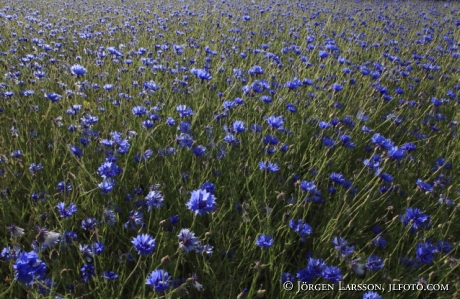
[415, 242, 438, 264]
[13, 251, 47, 286]
[56, 202, 77, 218]
[332, 236, 354, 258]
[186, 189, 217, 215]
[365, 255, 384, 271]
[145, 190, 164, 211]
[400, 207, 431, 233]
[321, 266, 342, 283]
[256, 234, 274, 249]
[132, 234, 156, 256]
[146, 269, 171, 293]
[70, 64, 87, 76]
[178, 228, 200, 253]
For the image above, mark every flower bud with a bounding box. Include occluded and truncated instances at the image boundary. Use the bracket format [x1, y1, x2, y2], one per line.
[161, 255, 170, 266]
[256, 289, 266, 298]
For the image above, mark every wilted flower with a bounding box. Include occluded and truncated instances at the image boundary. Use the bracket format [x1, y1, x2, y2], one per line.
[7, 224, 24, 238]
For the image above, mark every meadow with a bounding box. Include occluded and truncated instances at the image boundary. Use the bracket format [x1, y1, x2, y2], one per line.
[1, 0, 460, 298]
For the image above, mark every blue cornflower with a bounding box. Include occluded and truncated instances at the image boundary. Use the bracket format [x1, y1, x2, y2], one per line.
[196, 244, 214, 257]
[56, 202, 77, 218]
[102, 208, 116, 226]
[166, 117, 175, 126]
[322, 136, 336, 147]
[266, 115, 284, 129]
[223, 133, 239, 144]
[1, 246, 22, 261]
[339, 134, 355, 148]
[98, 178, 116, 194]
[296, 267, 313, 283]
[56, 181, 72, 193]
[232, 120, 246, 133]
[321, 266, 342, 283]
[192, 145, 206, 157]
[307, 258, 327, 278]
[330, 173, 345, 185]
[13, 251, 47, 286]
[332, 83, 343, 92]
[363, 291, 382, 299]
[186, 189, 217, 215]
[93, 242, 105, 255]
[132, 234, 156, 256]
[176, 133, 194, 148]
[176, 105, 194, 117]
[256, 234, 274, 249]
[416, 179, 433, 192]
[372, 235, 387, 247]
[200, 182, 215, 194]
[300, 181, 316, 194]
[318, 121, 332, 129]
[260, 95, 272, 104]
[170, 215, 179, 225]
[146, 269, 171, 293]
[70, 64, 87, 76]
[400, 207, 430, 233]
[124, 210, 144, 230]
[286, 78, 302, 90]
[388, 146, 405, 160]
[286, 102, 297, 112]
[233, 97, 244, 105]
[103, 84, 114, 91]
[319, 50, 328, 59]
[281, 272, 295, 284]
[11, 150, 22, 158]
[258, 161, 279, 172]
[178, 228, 200, 253]
[178, 121, 192, 134]
[251, 124, 262, 133]
[437, 240, 453, 253]
[371, 133, 394, 150]
[132, 106, 147, 116]
[400, 142, 417, 152]
[102, 271, 119, 280]
[289, 219, 313, 242]
[379, 173, 393, 183]
[135, 149, 154, 162]
[415, 242, 438, 264]
[61, 231, 77, 245]
[80, 263, 95, 283]
[365, 255, 384, 271]
[143, 80, 160, 93]
[191, 68, 212, 81]
[69, 145, 83, 157]
[332, 237, 354, 258]
[29, 162, 43, 174]
[97, 162, 122, 179]
[79, 244, 95, 262]
[145, 190, 164, 211]
[45, 92, 62, 103]
[81, 218, 97, 230]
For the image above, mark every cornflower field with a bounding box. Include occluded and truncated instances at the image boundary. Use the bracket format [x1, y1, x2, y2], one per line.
[1, 0, 460, 298]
